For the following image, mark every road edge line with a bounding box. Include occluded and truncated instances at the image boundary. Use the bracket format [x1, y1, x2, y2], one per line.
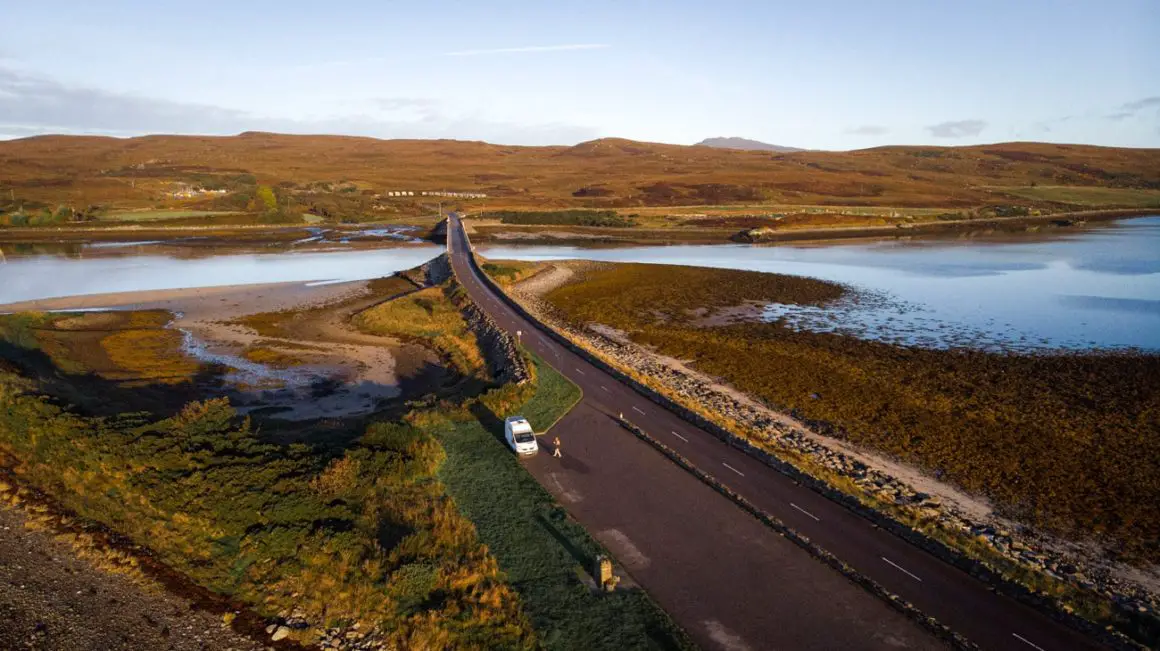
[613, 415, 978, 651]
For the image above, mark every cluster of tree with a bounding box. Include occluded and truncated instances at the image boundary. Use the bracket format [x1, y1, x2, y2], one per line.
[0, 205, 101, 226]
[244, 184, 304, 224]
[493, 209, 635, 227]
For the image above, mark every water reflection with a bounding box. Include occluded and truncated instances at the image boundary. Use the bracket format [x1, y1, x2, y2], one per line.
[0, 245, 442, 304]
[479, 216, 1160, 352]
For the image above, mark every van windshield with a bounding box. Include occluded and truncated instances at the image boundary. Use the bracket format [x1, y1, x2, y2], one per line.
[514, 432, 535, 444]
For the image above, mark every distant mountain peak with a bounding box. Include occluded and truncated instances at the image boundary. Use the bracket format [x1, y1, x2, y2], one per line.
[696, 137, 804, 153]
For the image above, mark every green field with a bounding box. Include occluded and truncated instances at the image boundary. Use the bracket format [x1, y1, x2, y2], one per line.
[100, 209, 244, 222]
[997, 185, 1160, 208]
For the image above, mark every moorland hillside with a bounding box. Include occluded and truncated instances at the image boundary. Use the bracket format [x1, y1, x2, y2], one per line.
[2, 133, 1158, 213]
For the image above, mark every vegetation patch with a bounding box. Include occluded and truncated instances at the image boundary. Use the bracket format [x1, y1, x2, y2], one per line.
[491, 210, 637, 228]
[543, 263, 1160, 562]
[481, 260, 550, 288]
[354, 285, 489, 379]
[997, 186, 1160, 208]
[240, 345, 308, 369]
[0, 310, 199, 385]
[547, 262, 846, 324]
[99, 209, 242, 222]
[0, 377, 535, 647]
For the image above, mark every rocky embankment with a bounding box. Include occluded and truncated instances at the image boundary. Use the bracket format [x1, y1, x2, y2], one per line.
[454, 289, 530, 385]
[0, 499, 266, 651]
[502, 261, 1158, 647]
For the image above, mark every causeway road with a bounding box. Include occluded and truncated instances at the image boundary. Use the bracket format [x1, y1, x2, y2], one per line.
[447, 215, 1106, 651]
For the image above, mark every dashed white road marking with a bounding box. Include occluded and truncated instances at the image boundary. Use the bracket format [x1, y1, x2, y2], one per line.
[632, 406, 646, 416]
[548, 472, 583, 503]
[597, 529, 650, 568]
[601, 385, 610, 392]
[670, 430, 689, 442]
[721, 462, 744, 477]
[790, 502, 821, 521]
[882, 556, 923, 582]
[1012, 633, 1047, 651]
[574, 368, 585, 375]
[702, 620, 753, 651]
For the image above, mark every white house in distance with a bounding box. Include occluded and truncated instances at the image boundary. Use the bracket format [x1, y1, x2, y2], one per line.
[380, 190, 488, 199]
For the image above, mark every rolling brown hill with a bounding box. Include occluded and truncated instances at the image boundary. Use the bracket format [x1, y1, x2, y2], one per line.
[1, 132, 1158, 212]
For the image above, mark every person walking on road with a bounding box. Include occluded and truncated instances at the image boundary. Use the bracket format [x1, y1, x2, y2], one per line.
[552, 436, 562, 458]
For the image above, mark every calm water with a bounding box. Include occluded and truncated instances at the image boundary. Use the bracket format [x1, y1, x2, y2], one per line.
[0, 244, 442, 304]
[3, 217, 1158, 351]
[478, 216, 1160, 352]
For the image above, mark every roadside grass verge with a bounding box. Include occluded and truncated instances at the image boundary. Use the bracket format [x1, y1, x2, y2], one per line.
[519, 352, 582, 433]
[428, 358, 691, 651]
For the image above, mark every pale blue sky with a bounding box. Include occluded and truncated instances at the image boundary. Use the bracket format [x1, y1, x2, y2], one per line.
[2, 0, 1158, 148]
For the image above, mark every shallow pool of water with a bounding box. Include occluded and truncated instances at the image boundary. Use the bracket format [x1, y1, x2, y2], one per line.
[478, 216, 1160, 352]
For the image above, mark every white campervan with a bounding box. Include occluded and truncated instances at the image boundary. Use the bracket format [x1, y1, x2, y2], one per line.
[504, 416, 538, 456]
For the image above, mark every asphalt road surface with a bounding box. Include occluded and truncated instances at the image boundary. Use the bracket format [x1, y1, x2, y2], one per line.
[447, 215, 1107, 651]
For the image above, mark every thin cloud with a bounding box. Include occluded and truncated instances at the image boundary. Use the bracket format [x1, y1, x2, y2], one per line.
[926, 119, 987, 138]
[1119, 96, 1160, 112]
[844, 125, 889, 136]
[1101, 97, 1160, 121]
[444, 43, 610, 57]
[0, 66, 597, 145]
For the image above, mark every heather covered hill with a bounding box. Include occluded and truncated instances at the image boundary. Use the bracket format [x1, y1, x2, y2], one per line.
[1, 133, 1158, 211]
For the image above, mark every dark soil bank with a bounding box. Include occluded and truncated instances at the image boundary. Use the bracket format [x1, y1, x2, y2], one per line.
[0, 506, 264, 651]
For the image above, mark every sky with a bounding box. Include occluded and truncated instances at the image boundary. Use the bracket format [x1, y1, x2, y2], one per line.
[1, 0, 1158, 149]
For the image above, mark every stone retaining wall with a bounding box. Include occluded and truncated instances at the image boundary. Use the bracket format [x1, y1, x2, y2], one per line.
[455, 294, 530, 386]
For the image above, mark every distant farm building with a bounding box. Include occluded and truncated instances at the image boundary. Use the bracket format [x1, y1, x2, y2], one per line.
[380, 190, 487, 199]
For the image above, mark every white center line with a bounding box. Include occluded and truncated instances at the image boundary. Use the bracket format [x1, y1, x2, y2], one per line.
[722, 462, 745, 477]
[1012, 633, 1047, 651]
[790, 502, 821, 521]
[632, 406, 646, 416]
[601, 385, 610, 392]
[574, 368, 585, 375]
[881, 556, 923, 582]
[670, 431, 689, 442]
